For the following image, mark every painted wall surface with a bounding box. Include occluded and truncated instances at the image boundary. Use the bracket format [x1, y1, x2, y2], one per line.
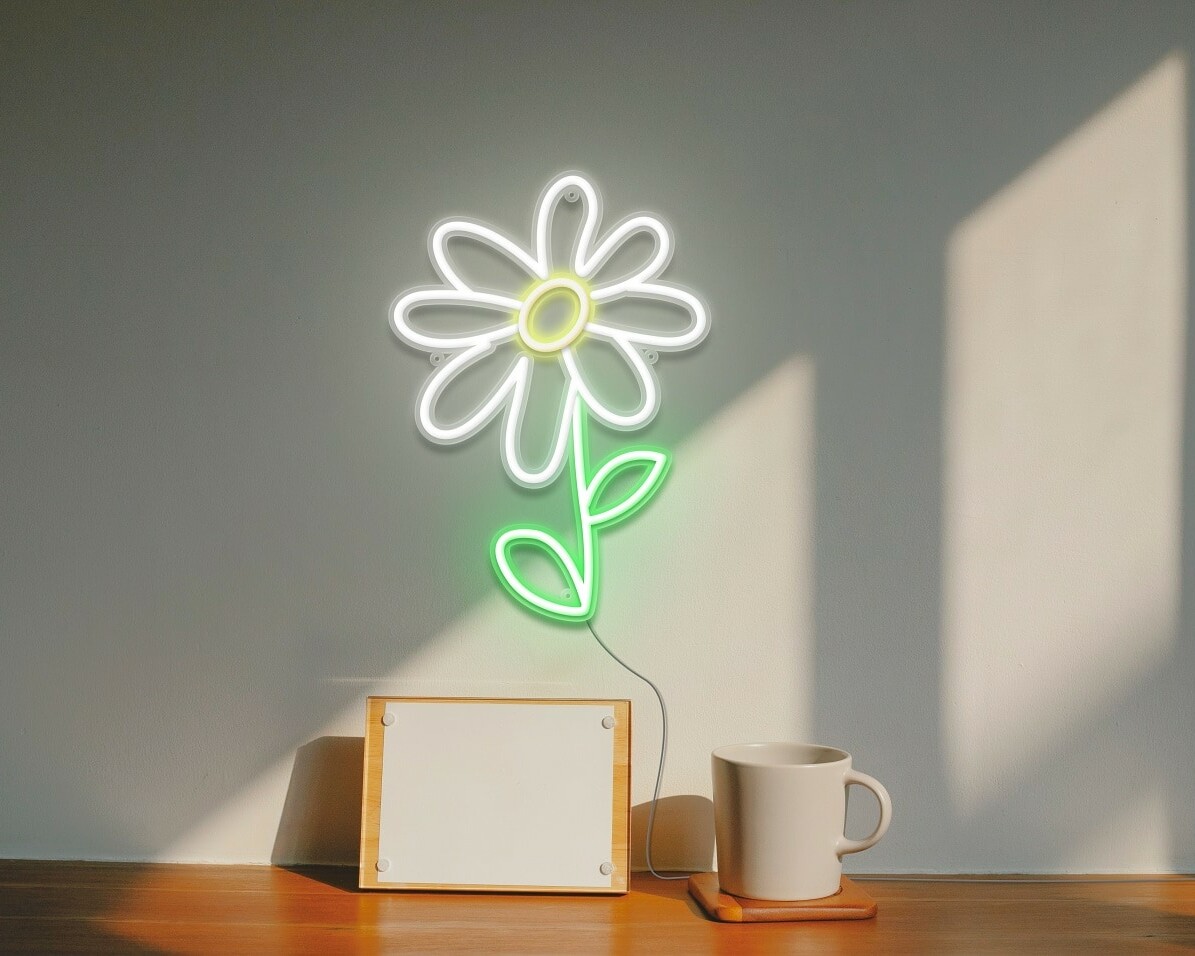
[3, 1, 1195, 873]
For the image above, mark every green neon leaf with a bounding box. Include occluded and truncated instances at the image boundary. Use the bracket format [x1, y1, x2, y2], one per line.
[586, 448, 670, 527]
[490, 526, 592, 622]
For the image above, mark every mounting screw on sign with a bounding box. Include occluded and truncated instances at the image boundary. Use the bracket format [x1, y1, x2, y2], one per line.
[381, 712, 395, 726]
[376, 858, 391, 873]
[601, 716, 616, 729]
[564, 188, 580, 202]
[600, 862, 614, 876]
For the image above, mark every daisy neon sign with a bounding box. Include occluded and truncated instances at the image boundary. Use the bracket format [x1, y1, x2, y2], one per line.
[391, 173, 708, 622]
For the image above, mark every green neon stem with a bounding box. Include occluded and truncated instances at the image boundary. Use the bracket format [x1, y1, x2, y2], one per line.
[492, 401, 669, 622]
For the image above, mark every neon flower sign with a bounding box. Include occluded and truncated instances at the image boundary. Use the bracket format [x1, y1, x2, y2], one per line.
[391, 173, 709, 622]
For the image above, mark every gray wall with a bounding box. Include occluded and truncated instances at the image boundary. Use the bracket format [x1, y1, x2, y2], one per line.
[3, 0, 1194, 872]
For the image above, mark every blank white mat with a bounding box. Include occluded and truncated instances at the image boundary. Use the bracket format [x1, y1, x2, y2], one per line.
[374, 700, 618, 889]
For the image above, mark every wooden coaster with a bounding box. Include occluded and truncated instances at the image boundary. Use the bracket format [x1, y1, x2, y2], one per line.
[688, 872, 877, 923]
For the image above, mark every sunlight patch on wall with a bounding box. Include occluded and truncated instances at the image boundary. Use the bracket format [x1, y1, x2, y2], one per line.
[598, 354, 815, 867]
[1060, 786, 1172, 873]
[161, 356, 815, 868]
[942, 56, 1186, 819]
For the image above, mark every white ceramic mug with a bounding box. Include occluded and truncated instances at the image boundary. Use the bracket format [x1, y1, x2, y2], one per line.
[712, 742, 892, 901]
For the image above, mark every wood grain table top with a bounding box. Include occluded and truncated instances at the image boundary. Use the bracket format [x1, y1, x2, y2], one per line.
[2, 860, 1194, 954]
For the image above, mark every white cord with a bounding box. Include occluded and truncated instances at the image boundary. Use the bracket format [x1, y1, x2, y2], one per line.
[587, 619, 689, 880]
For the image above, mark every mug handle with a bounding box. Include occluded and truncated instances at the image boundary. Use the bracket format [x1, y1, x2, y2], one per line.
[836, 769, 892, 856]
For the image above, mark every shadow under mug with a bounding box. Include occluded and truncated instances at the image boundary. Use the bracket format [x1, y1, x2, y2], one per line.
[712, 742, 892, 901]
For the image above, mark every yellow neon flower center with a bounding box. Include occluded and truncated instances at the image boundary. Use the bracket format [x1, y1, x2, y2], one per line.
[518, 277, 590, 353]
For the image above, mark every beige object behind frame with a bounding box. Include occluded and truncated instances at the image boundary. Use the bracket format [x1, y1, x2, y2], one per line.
[360, 697, 631, 893]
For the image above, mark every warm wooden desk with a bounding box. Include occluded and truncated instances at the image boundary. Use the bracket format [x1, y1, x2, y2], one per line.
[3, 861, 1194, 954]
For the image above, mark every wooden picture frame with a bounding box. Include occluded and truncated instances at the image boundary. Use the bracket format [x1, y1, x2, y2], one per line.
[359, 697, 631, 893]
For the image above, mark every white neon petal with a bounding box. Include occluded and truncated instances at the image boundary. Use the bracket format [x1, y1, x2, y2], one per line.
[432, 219, 544, 291]
[500, 368, 578, 488]
[393, 288, 521, 351]
[394, 291, 521, 353]
[535, 173, 601, 277]
[585, 449, 668, 526]
[494, 527, 591, 618]
[567, 336, 656, 423]
[562, 338, 659, 430]
[587, 281, 709, 350]
[416, 342, 524, 445]
[581, 215, 672, 293]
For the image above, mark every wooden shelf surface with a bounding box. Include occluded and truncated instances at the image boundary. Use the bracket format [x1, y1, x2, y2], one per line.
[2, 860, 1194, 954]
